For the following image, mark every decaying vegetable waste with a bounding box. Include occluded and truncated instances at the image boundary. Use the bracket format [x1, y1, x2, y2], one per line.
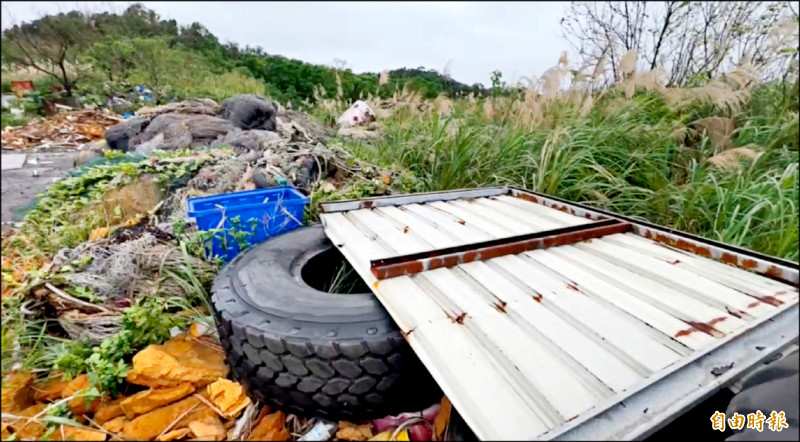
[1, 95, 445, 441]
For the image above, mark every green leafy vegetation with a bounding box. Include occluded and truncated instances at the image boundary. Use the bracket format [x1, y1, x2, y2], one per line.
[52, 297, 186, 394]
[1, 3, 474, 108]
[336, 82, 799, 261]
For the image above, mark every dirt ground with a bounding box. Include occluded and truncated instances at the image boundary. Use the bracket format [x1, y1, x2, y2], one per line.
[1, 150, 79, 233]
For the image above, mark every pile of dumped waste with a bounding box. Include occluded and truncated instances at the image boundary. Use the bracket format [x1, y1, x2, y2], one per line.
[2, 331, 451, 441]
[2, 330, 451, 441]
[1, 95, 440, 441]
[1, 109, 124, 151]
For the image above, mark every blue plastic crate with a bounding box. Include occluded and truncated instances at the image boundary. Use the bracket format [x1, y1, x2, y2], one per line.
[187, 186, 310, 262]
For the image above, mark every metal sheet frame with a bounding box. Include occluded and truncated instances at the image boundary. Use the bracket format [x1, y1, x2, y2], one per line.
[507, 187, 799, 285]
[369, 219, 631, 279]
[319, 186, 508, 213]
[319, 186, 800, 440]
[323, 185, 798, 284]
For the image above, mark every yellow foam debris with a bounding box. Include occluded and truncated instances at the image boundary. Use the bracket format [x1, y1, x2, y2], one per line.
[102, 416, 128, 434]
[187, 416, 225, 441]
[337, 421, 374, 441]
[1, 371, 35, 412]
[120, 383, 195, 419]
[121, 396, 215, 441]
[157, 427, 191, 441]
[126, 335, 228, 388]
[52, 425, 107, 441]
[94, 398, 126, 424]
[8, 403, 46, 440]
[206, 378, 251, 419]
[246, 410, 290, 441]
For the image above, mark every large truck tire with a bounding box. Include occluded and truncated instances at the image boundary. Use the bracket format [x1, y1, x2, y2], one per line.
[211, 225, 441, 419]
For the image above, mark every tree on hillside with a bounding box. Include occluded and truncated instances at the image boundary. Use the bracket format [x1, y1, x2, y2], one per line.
[561, 1, 798, 86]
[91, 4, 173, 39]
[85, 38, 136, 84]
[1, 11, 96, 95]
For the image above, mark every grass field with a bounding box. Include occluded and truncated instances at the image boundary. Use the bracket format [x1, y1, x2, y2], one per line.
[316, 63, 799, 261]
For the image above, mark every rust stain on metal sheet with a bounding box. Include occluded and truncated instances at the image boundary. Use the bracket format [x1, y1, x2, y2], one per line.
[726, 307, 746, 319]
[457, 219, 466, 225]
[639, 227, 796, 284]
[674, 317, 727, 338]
[455, 312, 466, 324]
[532, 292, 543, 303]
[646, 232, 713, 258]
[402, 226, 409, 233]
[745, 295, 783, 308]
[401, 328, 415, 340]
[765, 266, 785, 279]
[493, 301, 508, 313]
[363, 201, 374, 209]
[754, 295, 783, 306]
[514, 193, 539, 204]
[741, 259, 758, 270]
[566, 283, 579, 292]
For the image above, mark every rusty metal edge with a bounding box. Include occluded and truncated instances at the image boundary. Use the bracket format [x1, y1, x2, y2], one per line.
[319, 186, 508, 213]
[370, 219, 630, 280]
[507, 187, 799, 285]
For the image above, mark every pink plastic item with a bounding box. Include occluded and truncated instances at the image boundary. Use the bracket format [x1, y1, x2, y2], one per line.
[337, 100, 376, 127]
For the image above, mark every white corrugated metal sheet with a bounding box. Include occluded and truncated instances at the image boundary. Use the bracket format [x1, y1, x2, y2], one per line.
[320, 194, 798, 440]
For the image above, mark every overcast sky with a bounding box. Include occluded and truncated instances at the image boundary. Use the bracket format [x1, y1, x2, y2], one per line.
[1, 1, 573, 86]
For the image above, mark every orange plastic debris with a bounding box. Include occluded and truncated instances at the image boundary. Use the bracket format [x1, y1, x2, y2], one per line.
[126, 335, 228, 388]
[52, 425, 107, 441]
[433, 396, 451, 440]
[33, 374, 70, 402]
[120, 383, 195, 419]
[121, 395, 214, 441]
[246, 410, 290, 441]
[102, 416, 128, 434]
[8, 403, 46, 440]
[1, 371, 35, 412]
[206, 378, 251, 419]
[157, 427, 191, 441]
[187, 416, 226, 441]
[89, 227, 110, 241]
[337, 421, 374, 441]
